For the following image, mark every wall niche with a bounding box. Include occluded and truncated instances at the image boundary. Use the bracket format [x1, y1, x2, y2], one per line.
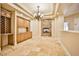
[41, 19, 52, 36]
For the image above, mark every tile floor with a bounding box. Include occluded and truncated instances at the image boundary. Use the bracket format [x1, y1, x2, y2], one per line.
[0, 37, 65, 56]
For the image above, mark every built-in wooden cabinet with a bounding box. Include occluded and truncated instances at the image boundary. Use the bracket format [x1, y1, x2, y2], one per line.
[17, 17, 23, 27]
[1, 8, 11, 34]
[24, 20, 27, 27]
[17, 17, 29, 28]
[17, 16, 32, 43]
[8, 34, 14, 45]
[0, 8, 14, 48]
[17, 32, 32, 43]
[17, 34, 21, 43]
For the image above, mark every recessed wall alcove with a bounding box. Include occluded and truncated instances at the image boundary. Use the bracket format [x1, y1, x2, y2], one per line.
[41, 19, 52, 36]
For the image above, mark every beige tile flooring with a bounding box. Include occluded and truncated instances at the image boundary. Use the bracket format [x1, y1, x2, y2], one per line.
[0, 37, 65, 56]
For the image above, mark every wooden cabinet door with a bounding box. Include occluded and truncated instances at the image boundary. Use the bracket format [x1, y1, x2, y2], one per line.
[17, 34, 21, 43]
[22, 20, 25, 27]
[8, 34, 13, 45]
[21, 33, 25, 42]
[22, 33, 25, 40]
[22, 20, 27, 27]
[17, 17, 30, 28]
[20, 34, 23, 42]
[26, 32, 32, 39]
[17, 17, 21, 27]
[20, 18, 23, 27]
[17, 32, 32, 43]
[17, 17, 23, 27]
[25, 32, 29, 39]
[27, 21, 29, 27]
[24, 33, 27, 40]
[28, 32, 32, 38]
[24, 20, 27, 27]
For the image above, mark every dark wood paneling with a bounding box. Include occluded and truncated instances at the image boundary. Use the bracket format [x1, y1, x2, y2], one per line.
[8, 34, 14, 45]
[1, 8, 11, 34]
[1, 16, 5, 33]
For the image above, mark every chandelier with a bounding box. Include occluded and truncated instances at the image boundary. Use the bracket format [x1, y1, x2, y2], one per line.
[34, 6, 43, 20]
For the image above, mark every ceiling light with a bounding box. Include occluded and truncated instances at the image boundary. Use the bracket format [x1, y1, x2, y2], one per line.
[34, 6, 43, 20]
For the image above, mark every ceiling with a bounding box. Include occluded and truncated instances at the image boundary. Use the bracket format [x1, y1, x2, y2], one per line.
[17, 3, 55, 16]
[63, 3, 79, 16]
[16, 3, 79, 19]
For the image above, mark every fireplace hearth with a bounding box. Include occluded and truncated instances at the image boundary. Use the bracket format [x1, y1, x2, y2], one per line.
[43, 28, 50, 33]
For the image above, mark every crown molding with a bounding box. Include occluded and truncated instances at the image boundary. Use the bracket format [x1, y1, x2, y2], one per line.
[13, 3, 33, 16]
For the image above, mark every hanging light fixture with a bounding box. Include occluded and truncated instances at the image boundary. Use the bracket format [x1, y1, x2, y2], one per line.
[34, 6, 43, 20]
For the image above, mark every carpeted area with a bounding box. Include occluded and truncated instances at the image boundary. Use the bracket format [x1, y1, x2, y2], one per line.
[0, 37, 65, 56]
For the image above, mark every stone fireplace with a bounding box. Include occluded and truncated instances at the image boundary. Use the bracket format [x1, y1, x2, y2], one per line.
[41, 19, 51, 36]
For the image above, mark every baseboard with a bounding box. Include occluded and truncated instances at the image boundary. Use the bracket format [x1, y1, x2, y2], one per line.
[57, 39, 71, 56]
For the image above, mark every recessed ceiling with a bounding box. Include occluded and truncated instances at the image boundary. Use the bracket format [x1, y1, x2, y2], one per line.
[63, 3, 79, 16]
[17, 3, 54, 15]
[17, 3, 79, 19]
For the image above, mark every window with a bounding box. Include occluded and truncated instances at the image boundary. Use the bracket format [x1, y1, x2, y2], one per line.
[64, 22, 69, 31]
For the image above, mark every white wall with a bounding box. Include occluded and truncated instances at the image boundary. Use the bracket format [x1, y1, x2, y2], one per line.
[54, 15, 64, 39]
[30, 20, 40, 39]
[30, 19, 55, 39]
[74, 16, 79, 31]
[61, 31, 79, 56]
[30, 18, 63, 39]
[51, 20, 55, 38]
